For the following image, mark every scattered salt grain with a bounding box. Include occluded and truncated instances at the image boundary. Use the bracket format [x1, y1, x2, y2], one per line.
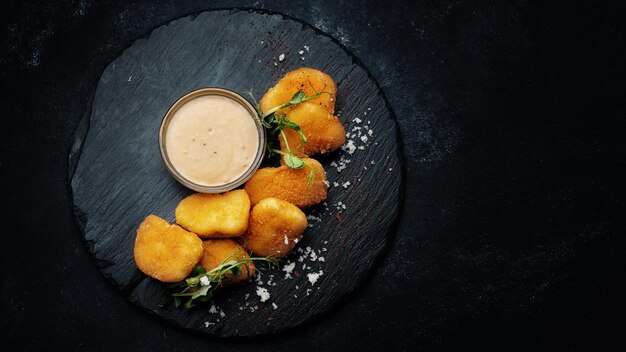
[342, 140, 357, 155]
[278, 53, 285, 61]
[304, 45, 310, 51]
[307, 215, 322, 222]
[342, 181, 351, 188]
[256, 286, 270, 302]
[272, 303, 278, 310]
[282, 262, 296, 279]
[298, 50, 304, 55]
[353, 117, 362, 124]
[307, 270, 324, 285]
[200, 276, 211, 287]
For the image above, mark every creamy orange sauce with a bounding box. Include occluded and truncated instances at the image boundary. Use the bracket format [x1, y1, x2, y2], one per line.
[165, 95, 259, 186]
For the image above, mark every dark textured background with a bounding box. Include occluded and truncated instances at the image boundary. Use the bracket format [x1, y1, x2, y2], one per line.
[1, 1, 624, 351]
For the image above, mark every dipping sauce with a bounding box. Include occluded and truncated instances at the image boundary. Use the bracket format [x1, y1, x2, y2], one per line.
[164, 94, 260, 187]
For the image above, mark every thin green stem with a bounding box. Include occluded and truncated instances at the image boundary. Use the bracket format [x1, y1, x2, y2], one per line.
[280, 130, 292, 154]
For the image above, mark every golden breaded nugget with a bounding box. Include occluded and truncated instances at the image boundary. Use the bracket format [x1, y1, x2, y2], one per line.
[134, 215, 203, 283]
[260, 68, 337, 115]
[175, 189, 250, 238]
[243, 198, 308, 257]
[245, 158, 327, 208]
[200, 239, 255, 286]
[280, 102, 346, 156]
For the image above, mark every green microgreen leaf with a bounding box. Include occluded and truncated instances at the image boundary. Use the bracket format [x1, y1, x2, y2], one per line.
[247, 87, 330, 186]
[284, 154, 305, 169]
[190, 266, 206, 276]
[191, 285, 211, 300]
[186, 276, 200, 287]
[289, 90, 306, 104]
[162, 249, 280, 310]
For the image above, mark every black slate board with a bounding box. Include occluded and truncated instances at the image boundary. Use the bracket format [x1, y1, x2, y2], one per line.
[70, 9, 402, 337]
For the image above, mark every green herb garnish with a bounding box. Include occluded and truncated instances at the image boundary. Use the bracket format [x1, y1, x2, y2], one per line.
[162, 249, 279, 310]
[245, 88, 327, 186]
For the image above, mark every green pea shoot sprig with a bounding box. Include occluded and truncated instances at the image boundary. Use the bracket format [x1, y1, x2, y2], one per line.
[245, 88, 327, 186]
[162, 250, 279, 310]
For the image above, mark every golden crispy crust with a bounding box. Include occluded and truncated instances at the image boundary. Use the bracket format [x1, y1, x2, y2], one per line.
[243, 198, 308, 257]
[200, 239, 255, 286]
[133, 215, 203, 283]
[175, 189, 250, 238]
[280, 102, 346, 156]
[244, 158, 327, 208]
[260, 68, 337, 116]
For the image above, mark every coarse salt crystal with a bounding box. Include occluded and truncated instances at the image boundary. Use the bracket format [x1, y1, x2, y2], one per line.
[342, 181, 351, 188]
[282, 262, 296, 278]
[200, 276, 211, 287]
[278, 53, 285, 61]
[353, 117, 362, 124]
[360, 135, 368, 143]
[284, 235, 289, 244]
[298, 50, 304, 55]
[304, 45, 310, 51]
[342, 140, 357, 155]
[272, 303, 278, 309]
[307, 270, 323, 285]
[256, 286, 270, 302]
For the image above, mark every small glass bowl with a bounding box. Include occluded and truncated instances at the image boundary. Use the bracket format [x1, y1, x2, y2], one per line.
[158, 87, 266, 193]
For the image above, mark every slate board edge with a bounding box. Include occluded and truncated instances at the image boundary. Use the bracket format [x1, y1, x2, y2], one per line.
[67, 7, 406, 339]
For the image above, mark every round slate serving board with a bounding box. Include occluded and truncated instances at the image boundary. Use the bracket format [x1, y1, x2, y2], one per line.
[70, 9, 402, 337]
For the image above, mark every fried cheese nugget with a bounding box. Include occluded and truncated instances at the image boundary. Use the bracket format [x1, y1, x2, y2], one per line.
[243, 198, 308, 257]
[175, 189, 250, 238]
[280, 102, 346, 156]
[134, 215, 203, 283]
[200, 239, 255, 286]
[260, 67, 337, 115]
[245, 158, 327, 208]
